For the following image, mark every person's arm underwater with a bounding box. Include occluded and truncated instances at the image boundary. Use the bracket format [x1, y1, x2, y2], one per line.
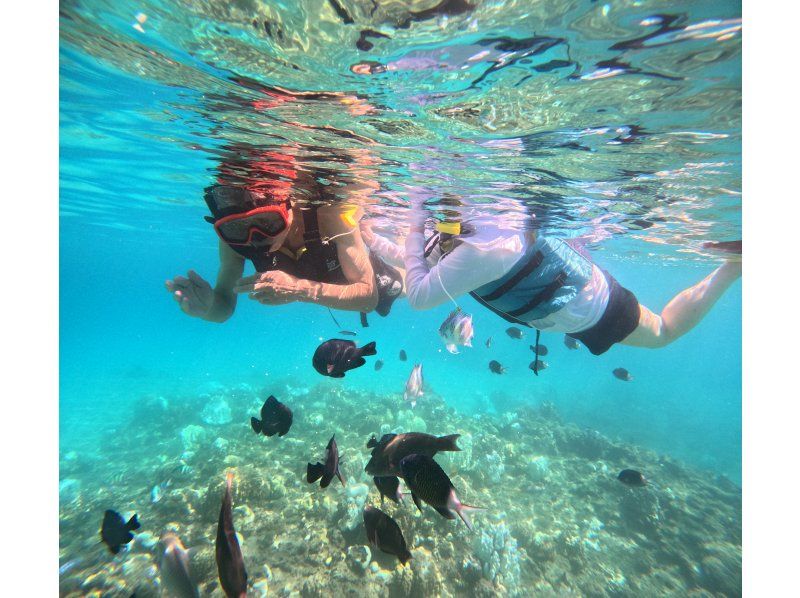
[361, 221, 406, 268]
[308, 204, 379, 311]
[166, 240, 245, 323]
[404, 229, 506, 310]
[403, 203, 514, 310]
[235, 205, 378, 312]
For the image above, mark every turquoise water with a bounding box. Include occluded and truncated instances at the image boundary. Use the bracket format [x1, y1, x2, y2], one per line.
[60, 1, 741, 595]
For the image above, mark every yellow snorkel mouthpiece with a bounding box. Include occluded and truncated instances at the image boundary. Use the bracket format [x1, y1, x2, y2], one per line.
[340, 206, 358, 227]
[436, 221, 461, 235]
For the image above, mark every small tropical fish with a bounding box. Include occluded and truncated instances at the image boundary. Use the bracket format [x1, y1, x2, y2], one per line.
[505, 327, 525, 339]
[312, 339, 377, 378]
[159, 533, 199, 598]
[530, 343, 548, 356]
[488, 360, 506, 374]
[613, 368, 634, 381]
[564, 335, 580, 350]
[529, 359, 548, 373]
[101, 510, 140, 554]
[250, 395, 293, 437]
[404, 363, 424, 408]
[216, 473, 247, 598]
[363, 506, 412, 565]
[307, 435, 345, 488]
[399, 349, 408, 361]
[338, 330, 357, 336]
[373, 476, 404, 505]
[399, 454, 482, 530]
[132, 12, 147, 33]
[618, 469, 647, 487]
[374, 359, 384, 371]
[438, 308, 474, 354]
[365, 432, 461, 477]
[485, 337, 492, 348]
[151, 481, 171, 504]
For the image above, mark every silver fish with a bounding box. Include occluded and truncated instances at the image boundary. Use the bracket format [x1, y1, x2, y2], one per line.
[151, 480, 170, 504]
[404, 364, 424, 409]
[159, 533, 199, 598]
[438, 308, 474, 354]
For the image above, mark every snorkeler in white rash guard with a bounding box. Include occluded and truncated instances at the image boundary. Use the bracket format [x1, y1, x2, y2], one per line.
[366, 195, 741, 356]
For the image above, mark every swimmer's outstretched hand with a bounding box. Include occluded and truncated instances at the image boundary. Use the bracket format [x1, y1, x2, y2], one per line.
[165, 269, 213, 317]
[406, 188, 430, 233]
[235, 271, 306, 306]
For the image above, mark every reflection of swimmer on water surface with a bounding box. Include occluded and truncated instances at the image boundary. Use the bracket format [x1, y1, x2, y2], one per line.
[227, 75, 377, 132]
[350, 35, 570, 87]
[166, 144, 403, 321]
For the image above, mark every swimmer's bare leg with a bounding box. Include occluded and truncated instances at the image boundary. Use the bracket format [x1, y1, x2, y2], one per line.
[621, 260, 742, 348]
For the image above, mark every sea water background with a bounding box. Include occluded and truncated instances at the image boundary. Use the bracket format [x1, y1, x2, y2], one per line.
[60, 0, 741, 488]
[61, 181, 741, 485]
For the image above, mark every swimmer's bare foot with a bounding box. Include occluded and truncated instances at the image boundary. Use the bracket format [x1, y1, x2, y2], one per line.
[703, 239, 741, 266]
[702, 239, 741, 254]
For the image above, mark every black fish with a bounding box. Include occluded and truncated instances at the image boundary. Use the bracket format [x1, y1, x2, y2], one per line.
[339, 330, 357, 336]
[505, 327, 524, 339]
[312, 340, 377, 378]
[216, 473, 247, 598]
[485, 337, 492, 348]
[489, 360, 506, 374]
[365, 432, 461, 477]
[363, 506, 412, 565]
[564, 335, 580, 350]
[399, 349, 407, 361]
[374, 359, 384, 371]
[399, 454, 480, 530]
[613, 368, 634, 381]
[250, 395, 292, 437]
[373, 476, 404, 505]
[618, 469, 647, 487]
[529, 360, 548, 372]
[367, 435, 378, 449]
[100, 510, 140, 554]
[307, 435, 345, 488]
[530, 344, 548, 356]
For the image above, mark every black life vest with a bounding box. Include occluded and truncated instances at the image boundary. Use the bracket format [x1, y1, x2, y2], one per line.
[204, 186, 402, 316]
[424, 229, 593, 325]
[245, 207, 348, 284]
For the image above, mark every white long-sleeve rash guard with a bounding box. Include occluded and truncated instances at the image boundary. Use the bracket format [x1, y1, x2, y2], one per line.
[403, 224, 526, 310]
[364, 229, 406, 269]
[400, 224, 611, 333]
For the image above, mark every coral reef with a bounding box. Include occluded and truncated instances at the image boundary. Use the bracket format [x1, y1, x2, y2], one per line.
[473, 515, 524, 595]
[200, 394, 232, 425]
[59, 383, 741, 597]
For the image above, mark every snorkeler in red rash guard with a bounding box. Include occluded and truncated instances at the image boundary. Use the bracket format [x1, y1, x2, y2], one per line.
[166, 142, 404, 322]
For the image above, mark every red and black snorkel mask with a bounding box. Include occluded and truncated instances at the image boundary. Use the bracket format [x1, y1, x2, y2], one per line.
[204, 186, 289, 246]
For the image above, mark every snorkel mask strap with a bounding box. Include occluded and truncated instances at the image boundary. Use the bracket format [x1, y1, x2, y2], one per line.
[301, 206, 322, 244]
